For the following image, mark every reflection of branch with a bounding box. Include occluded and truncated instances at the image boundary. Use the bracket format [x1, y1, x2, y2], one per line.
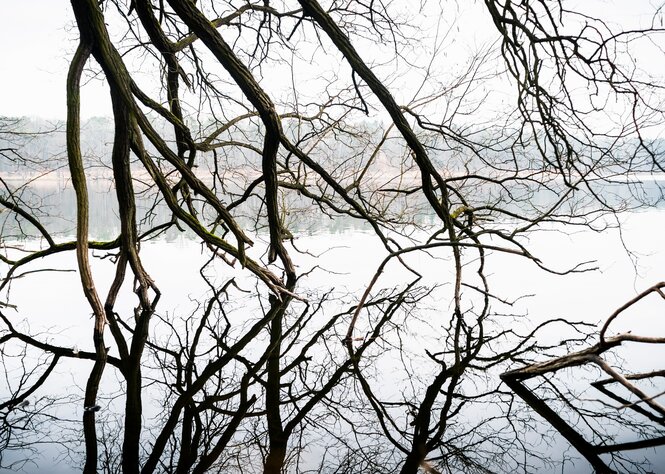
[0, 311, 122, 368]
[0, 355, 59, 411]
[503, 282, 665, 473]
[592, 370, 665, 424]
[589, 355, 665, 419]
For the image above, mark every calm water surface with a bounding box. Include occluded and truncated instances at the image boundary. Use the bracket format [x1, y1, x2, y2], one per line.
[1, 180, 665, 473]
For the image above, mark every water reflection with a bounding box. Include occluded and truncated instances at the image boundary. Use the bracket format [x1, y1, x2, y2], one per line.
[1, 177, 665, 473]
[2, 175, 665, 242]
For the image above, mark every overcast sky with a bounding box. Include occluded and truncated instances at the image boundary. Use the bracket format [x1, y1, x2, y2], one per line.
[0, 0, 112, 119]
[1, 1, 663, 121]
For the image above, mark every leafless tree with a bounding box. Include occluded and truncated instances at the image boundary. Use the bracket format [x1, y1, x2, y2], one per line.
[1, 1, 665, 473]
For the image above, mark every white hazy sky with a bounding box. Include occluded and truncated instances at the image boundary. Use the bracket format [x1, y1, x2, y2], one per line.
[1, 0, 492, 120]
[0, 0, 112, 119]
[0, 1, 662, 121]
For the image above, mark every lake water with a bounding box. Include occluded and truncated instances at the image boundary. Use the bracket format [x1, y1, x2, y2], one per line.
[1, 179, 665, 473]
